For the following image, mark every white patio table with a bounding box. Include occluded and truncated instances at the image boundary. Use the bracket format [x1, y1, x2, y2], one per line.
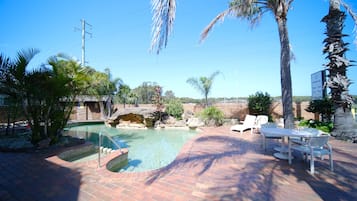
[260, 127, 316, 165]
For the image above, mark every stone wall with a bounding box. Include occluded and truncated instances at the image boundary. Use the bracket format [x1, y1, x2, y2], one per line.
[114, 101, 315, 121]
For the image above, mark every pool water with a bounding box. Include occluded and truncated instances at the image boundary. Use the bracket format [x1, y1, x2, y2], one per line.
[63, 124, 197, 172]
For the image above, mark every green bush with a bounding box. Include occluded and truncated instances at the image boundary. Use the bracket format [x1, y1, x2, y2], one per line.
[165, 99, 184, 120]
[305, 98, 334, 122]
[248, 91, 272, 116]
[200, 106, 224, 126]
[299, 119, 333, 133]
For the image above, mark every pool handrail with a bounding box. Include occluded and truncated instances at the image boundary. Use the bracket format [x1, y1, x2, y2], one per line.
[98, 130, 123, 168]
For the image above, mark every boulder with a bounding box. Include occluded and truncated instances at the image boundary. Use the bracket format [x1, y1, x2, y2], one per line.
[182, 111, 195, 121]
[106, 108, 162, 128]
[187, 117, 205, 129]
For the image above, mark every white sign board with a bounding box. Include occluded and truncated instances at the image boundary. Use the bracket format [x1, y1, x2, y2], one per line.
[311, 71, 326, 100]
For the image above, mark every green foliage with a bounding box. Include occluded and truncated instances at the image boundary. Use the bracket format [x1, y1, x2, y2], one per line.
[165, 99, 184, 120]
[299, 119, 333, 133]
[132, 81, 158, 104]
[0, 50, 99, 145]
[305, 98, 334, 122]
[248, 91, 272, 115]
[116, 84, 131, 107]
[200, 106, 224, 126]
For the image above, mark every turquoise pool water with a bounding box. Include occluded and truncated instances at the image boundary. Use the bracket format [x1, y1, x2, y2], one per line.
[63, 124, 197, 172]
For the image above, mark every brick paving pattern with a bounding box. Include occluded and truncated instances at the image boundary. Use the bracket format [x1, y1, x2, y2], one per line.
[0, 126, 356, 201]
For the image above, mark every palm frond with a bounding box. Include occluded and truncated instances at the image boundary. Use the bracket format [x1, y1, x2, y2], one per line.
[200, 1, 264, 43]
[200, 9, 232, 43]
[0, 54, 11, 70]
[209, 71, 221, 81]
[13, 48, 39, 81]
[150, 0, 176, 54]
[186, 78, 205, 96]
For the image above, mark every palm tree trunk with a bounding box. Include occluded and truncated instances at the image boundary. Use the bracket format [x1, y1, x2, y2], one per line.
[277, 17, 294, 129]
[323, 0, 357, 141]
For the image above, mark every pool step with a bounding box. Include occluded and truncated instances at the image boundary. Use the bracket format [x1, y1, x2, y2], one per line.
[96, 146, 116, 154]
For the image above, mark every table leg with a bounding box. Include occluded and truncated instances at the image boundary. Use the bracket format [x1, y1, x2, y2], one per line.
[288, 138, 292, 165]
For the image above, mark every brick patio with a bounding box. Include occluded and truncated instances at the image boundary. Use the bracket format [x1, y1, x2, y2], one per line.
[0, 126, 356, 201]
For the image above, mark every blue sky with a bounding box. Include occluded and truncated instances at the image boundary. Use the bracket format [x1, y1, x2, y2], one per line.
[1, 0, 357, 99]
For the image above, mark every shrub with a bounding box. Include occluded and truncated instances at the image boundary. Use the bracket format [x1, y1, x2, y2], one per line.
[305, 98, 334, 122]
[200, 106, 224, 126]
[299, 119, 333, 133]
[165, 99, 184, 120]
[248, 91, 272, 116]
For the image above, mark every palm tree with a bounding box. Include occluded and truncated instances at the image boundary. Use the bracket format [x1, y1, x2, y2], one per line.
[151, 0, 295, 128]
[186, 71, 220, 107]
[103, 68, 122, 118]
[201, 0, 295, 128]
[117, 84, 131, 108]
[322, 0, 357, 141]
[0, 49, 40, 125]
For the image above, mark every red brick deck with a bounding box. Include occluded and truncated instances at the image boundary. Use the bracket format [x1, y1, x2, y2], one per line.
[0, 126, 356, 201]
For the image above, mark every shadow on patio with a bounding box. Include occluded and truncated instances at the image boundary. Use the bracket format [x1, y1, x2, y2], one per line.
[144, 128, 357, 201]
[0, 150, 82, 201]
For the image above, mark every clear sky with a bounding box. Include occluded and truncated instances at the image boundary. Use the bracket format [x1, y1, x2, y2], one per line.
[1, 0, 357, 99]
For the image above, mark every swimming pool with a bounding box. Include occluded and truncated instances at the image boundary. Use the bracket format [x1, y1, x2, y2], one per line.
[63, 124, 197, 172]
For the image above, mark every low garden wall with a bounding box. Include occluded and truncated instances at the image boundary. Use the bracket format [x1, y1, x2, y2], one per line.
[114, 101, 315, 121]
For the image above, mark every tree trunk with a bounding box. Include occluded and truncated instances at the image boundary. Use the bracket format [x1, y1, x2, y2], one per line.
[323, 0, 357, 141]
[277, 17, 294, 129]
[333, 107, 356, 142]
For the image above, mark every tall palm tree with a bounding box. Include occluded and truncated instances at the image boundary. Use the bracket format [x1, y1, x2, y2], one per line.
[186, 71, 220, 107]
[200, 0, 295, 128]
[322, 0, 357, 141]
[151, 0, 295, 128]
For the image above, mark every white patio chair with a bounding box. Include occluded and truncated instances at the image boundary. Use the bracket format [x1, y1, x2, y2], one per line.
[253, 115, 269, 133]
[290, 127, 323, 145]
[230, 115, 257, 134]
[291, 135, 333, 174]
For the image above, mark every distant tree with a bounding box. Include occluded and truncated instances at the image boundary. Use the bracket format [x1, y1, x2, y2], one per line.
[186, 71, 220, 107]
[127, 91, 139, 106]
[164, 90, 175, 103]
[82, 67, 121, 118]
[132, 82, 158, 104]
[117, 84, 131, 108]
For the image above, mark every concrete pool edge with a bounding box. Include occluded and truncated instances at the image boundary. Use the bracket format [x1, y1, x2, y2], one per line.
[47, 127, 203, 180]
[97, 127, 203, 178]
[52, 142, 129, 172]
